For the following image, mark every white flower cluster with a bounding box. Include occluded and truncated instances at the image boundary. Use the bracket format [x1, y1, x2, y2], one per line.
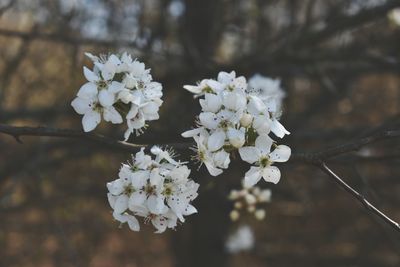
[107, 146, 199, 233]
[225, 225, 255, 253]
[182, 71, 291, 187]
[71, 52, 163, 140]
[228, 186, 271, 221]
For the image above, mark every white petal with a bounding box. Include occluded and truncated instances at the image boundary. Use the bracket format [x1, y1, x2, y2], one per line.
[152, 216, 168, 234]
[107, 193, 117, 209]
[247, 96, 267, 115]
[85, 52, 99, 62]
[167, 196, 187, 222]
[207, 130, 226, 152]
[129, 191, 146, 208]
[108, 54, 121, 65]
[271, 119, 290, 138]
[183, 204, 197, 216]
[213, 150, 231, 169]
[223, 92, 246, 111]
[126, 104, 139, 119]
[102, 61, 116, 80]
[98, 89, 115, 107]
[126, 215, 140, 231]
[243, 166, 262, 188]
[83, 66, 99, 82]
[204, 161, 223, 176]
[127, 110, 145, 129]
[108, 81, 125, 93]
[147, 195, 167, 215]
[261, 166, 281, 184]
[206, 79, 225, 92]
[269, 145, 291, 162]
[82, 110, 101, 132]
[114, 195, 129, 213]
[183, 85, 202, 94]
[107, 180, 124, 195]
[199, 112, 219, 129]
[227, 128, 245, 148]
[124, 128, 133, 142]
[238, 147, 260, 164]
[150, 168, 164, 186]
[142, 101, 159, 115]
[253, 115, 272, 135]
[218, 71, 235, 84]
[181, 127, 205, 138]
[200, 93, 222, 113]
[71, 97, 91, 115]
[103, 106, 123, 124]
[131, 170, 149, 188]
[77, 82, 98, 99]
[255, 135, 273, 154]
[118, 89, 135, 104]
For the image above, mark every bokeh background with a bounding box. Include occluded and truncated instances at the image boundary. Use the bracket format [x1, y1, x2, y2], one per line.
[0, 0, 400, 266]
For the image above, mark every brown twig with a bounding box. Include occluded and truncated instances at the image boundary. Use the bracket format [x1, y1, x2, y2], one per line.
[0, 124, 146, 152]
[0, 28, 138, 48]
[0, 123, 193, 152]
[315, 130, 400, 160]
[0, 123, 399, 232]
[317, 161, 400, 233]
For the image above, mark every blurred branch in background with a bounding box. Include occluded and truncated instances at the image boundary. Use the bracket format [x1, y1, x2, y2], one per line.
[1, 123, 399, 233]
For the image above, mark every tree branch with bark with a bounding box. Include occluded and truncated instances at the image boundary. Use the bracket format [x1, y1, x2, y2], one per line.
[0, 123, 399, 233]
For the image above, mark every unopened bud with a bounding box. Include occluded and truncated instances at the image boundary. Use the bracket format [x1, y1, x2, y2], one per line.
[240, 113, 253, 127]
[247, 205, 256, 213]
[245, 194, 257, 205]
[230, 210, 240, 221]
[234, 201, 242, 209]
[255, 209, 266, 220]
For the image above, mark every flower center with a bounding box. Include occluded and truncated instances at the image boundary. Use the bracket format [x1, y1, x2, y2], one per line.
[123, 184, 135, 195]
[260, 157, 270, 168]
[144, 184, 156, 195]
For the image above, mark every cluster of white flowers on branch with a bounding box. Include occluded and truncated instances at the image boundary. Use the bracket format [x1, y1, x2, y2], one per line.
[228, 186, 271, 221]
[182, 71, 291, 187]
[107, 146, 199, 233]
[67, 52, 295, 232]
[71, 52, 163, 141]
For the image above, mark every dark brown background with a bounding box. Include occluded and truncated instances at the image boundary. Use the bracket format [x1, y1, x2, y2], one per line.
[0, 0, 399, 266]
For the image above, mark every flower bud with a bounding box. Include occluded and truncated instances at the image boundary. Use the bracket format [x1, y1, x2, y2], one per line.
[227, 128, 245, 148]
[230, 210, 240, 221]
[240, 113, 253, 127]
[258, 189, 272, 202]
[245, 194, 257, 205]
[255, 209, 266, 220]
[234, 201, 242, 209]
[123, 74, 138, 89]
[247, 205, 256, 213]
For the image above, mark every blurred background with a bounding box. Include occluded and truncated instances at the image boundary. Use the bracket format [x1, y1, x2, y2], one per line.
[0, 0, 400, 266]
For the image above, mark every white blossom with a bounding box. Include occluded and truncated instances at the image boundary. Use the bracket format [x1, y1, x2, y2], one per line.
[182, 71, 291, 188]
[228, 184, 272, 221]
[239, 135, 291, 187]
[71, 52, 163, 140]
[106, 146, 199, 233]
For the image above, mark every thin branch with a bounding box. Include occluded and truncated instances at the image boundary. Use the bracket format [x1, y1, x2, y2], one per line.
[295, 0, 400, 46]
[315, 130, 400, 160]
[317, 161, 400, 233]
[1, 124, 399, 162]
[0, 124, 146, 152]
[0, 123, 192, 152]
[1, 123, 399, 232]
[0, 28, 138, 48]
